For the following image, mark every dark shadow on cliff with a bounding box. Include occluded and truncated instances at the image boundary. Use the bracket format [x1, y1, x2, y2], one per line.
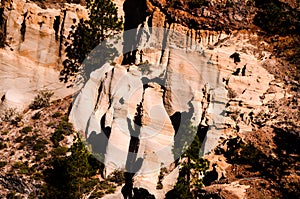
[122, 0, 149, 65]
[122, 102, 144, 199]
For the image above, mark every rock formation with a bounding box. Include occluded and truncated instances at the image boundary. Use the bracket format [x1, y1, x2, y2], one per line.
[1, 0, 299, 198]
[69, 1, 292, 198]
[0, 0, 87, 110]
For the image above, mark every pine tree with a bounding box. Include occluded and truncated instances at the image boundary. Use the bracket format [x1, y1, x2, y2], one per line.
[43, 135, 102, 199]
[60, 0, 123, 86]
[167, 122, 210, 198]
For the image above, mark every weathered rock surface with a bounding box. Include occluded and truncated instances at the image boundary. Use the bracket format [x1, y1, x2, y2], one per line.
[70, 24, 288, 199]
[0, 0, 87, 110]
[1, 0, 298, 198]
[69, 1, 295, 198]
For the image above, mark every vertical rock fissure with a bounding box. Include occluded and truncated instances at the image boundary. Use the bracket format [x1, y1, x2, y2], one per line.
[94, 81, 104, 111]
[20, 11, 27, 42]
[53, 15, 60, 41]
[58, 9, 67, 57]
[159, 21, 171, 65]
[0, 7, 7, 47]
[107, 68, 115, 108]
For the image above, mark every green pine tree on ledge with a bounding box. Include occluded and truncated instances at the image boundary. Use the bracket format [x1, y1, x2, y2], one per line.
[60, 0, 123, 87]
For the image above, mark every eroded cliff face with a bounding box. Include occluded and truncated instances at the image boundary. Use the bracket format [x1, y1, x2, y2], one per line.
[69, 0, 295, 198]
[0, 0, 298, 198]
[0, 0, 87, 110]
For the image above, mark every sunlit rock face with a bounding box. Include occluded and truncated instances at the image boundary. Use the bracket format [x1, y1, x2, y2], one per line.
[70, 15, 288, 199]
[0, 0, 88, 110]
[5, 0, 87, 68]
[69, 0, 289, 197]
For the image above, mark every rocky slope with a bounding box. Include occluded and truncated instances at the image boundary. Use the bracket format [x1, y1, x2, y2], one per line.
[0, 0, 299, 198]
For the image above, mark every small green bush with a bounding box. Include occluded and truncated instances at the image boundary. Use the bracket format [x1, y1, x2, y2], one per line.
[156, 182, 163, 190]
[0, 141, 7, 150]
[29, 89, 54, 110]
[52, 112, 62, 118]
[18, 168, 29, 174]
[32, 112, 41, 119]
[46, 122, 55, 127]
[35, 151, 47, 161]
[107, 170, 125, 186]
[0, 161, 7, 168]
[12, 162, 22, 169]
[33, 138, 48, 151]
[20, 126, 33, 134]
[15, 135, 23, 143]
[90, 191, 104, 198]
[51, 146, 67, 157]
[50, 130, 64, 147]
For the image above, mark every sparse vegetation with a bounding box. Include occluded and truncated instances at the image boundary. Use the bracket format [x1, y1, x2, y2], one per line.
[0, 141, 7, 149]
[20, 126, 33, 134]
[0, 161, 7, 167]
[52, 111, 62, 118]
[50, 119, 73, 147]
[32, 111, 41, 120]
[29, 89, 54, 110]
[1, 108, 23, 125]
[107, 170, 126, 186]
[156, 166, 167, 190]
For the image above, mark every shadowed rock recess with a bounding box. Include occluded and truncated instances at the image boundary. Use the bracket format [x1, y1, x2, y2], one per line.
[0, 0, 299, 198]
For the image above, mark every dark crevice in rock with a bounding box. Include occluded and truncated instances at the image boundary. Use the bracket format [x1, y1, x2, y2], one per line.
[122, 0, 149, 65]
[241, 64, 246, 76]
[53, 15, 60, 41]
[202, 163, 218, 186]
[232, 68, 240, 76]
[230, 52, 241, 64]
[0, 7, 7, 48]
[20, 11, 28, 42]
[197, 125, 209, 145]
[169, 112, 181, 136]
[161, 52, 173, 115]
[94, 71, 110, 111]
[108, 68, 114, 108]
[58, 9, 67, 57]
[94, 81, 104, 111]
[159, 21, 171, 65]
